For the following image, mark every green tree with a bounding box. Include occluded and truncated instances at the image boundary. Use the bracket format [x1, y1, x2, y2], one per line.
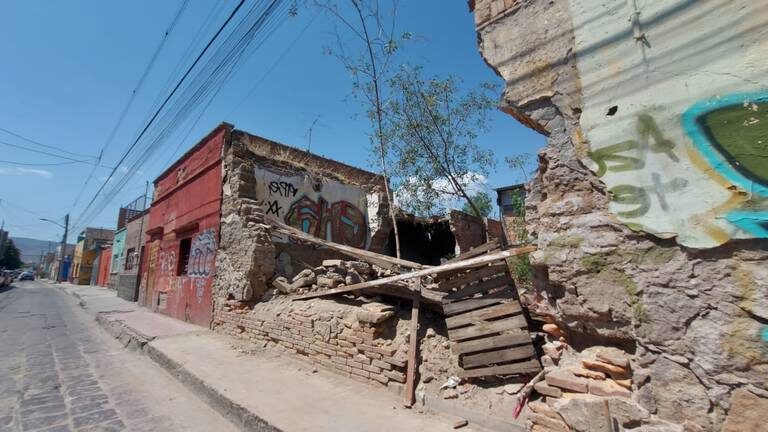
[317, 0, 411, 257]
[461, 191, 494, 218]
[385, 66, 497, 217]
[0, 239, 22, 270]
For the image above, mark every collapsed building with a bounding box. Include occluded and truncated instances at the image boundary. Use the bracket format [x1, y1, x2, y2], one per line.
[130, 122, 544, 428]
[470, 0, 768, 431]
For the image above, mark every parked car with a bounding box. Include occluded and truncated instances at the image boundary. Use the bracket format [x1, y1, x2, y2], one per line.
[19, 271, 34, 281]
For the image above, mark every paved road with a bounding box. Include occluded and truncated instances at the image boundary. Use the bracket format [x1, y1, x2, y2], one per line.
[0, 280, 237, 432]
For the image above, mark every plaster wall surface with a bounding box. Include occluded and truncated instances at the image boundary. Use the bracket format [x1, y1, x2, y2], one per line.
[255, 165, 375, 250]
[472, 0, 768, 430]
[141, 124, 227, 327]
[569, 0, 768, 247]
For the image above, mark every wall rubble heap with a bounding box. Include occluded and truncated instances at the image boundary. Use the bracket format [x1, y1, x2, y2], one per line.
[471, 0, 768, 431]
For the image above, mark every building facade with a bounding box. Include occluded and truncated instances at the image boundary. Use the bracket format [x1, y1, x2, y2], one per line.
[470, 1, 768, 430]
[139, 125, 228, 326]
[114, 212, 148, 301]
[70, 228, 114, 285]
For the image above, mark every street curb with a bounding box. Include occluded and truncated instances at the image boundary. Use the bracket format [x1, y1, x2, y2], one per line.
[58, 284, 282, 432]
[143, 342, 282, 432]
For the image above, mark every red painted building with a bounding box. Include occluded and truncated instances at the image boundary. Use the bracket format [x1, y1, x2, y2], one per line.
[138, 123, 229, 326]
[95, 247, 112, 287]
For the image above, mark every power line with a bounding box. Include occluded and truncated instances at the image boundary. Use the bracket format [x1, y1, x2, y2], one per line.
[70, 0, 191, 212]
[0, 127, 95, 158]
[0, 140, 112, 168]
[72, 0, 291, 233]
[75, 0, 248, 227]
[227, 10, 320, 118]
[0, 159, 85, 166]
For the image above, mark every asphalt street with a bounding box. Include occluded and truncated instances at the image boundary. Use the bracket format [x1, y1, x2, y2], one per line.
[0, 280, 237, 432]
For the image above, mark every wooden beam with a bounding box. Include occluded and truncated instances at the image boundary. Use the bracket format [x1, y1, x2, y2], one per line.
[445, 302, 523, 329]
[457, 359, 541, 378]
[447, 315, 528, 341]
[292, 245, 536, 301]
[442, 291, 515, 316]
[436, 263, 509, 292]
[270, 220, 426, 270]
[445, 240, 500, 264]
[444, 273, 511, 300]
[404, 288, 421, 407]
[453, 332, 532, 355]
[461, 345, 536, 369]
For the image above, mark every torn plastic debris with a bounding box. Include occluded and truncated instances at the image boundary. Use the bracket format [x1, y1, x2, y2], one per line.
[440, 376, 461, 390]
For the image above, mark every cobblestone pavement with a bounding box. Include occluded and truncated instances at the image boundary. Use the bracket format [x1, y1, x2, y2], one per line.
[0, 281, 237, 432]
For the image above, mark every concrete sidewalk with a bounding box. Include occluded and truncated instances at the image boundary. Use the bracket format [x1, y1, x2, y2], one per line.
[52, 282, 471, 432]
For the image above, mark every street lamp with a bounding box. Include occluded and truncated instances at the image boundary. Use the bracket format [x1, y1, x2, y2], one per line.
[40, 215, 69, 282]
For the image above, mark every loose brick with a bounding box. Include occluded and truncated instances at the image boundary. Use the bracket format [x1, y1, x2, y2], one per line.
[545, 370, 588, 393]
[383, 369, 406, 383]
[371, 359, 392, 370]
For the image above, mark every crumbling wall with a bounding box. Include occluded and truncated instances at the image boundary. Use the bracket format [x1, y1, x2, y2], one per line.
[472, 0, 768, 430]
[213, 136, 276, 303]
[215, 297, 410, 391]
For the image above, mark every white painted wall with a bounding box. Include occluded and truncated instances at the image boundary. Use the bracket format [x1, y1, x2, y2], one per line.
[570, 0, 768, 247]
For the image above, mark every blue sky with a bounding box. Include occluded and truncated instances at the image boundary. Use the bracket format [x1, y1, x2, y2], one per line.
[0, 0, 543, 243]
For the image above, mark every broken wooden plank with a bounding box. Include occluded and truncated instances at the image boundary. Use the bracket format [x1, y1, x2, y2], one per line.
[445, 302, 523, 329]
[404, 288, 421, 407]
[292, 245, 536, 301]
[444, 274, 512, 301]
[453, 332, 532, 355]
[461, 345, 536, 369]
[457, 359, 541, 378]
[445, 240, 500, 264]
[436, 264, 509, 292]
[447, 315, 528, 341]
[442, 291, 515, 315]
[270, 220, 427, 270]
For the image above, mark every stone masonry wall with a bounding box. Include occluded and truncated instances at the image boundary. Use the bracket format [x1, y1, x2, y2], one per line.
[472, 0, 768, 430]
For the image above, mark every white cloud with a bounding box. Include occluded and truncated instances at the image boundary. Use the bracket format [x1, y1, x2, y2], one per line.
[0, 167, 53, 178]
[394, 172, 491, 215]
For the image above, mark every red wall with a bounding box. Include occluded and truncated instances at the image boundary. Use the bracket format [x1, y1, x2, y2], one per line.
[139, 125, 229, 327]
[96, 247, 112, 287]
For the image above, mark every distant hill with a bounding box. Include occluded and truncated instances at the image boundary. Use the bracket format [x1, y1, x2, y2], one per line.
[10, 237, 72, 264]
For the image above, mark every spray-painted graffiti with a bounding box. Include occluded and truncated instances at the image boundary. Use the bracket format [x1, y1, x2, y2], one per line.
[188, 228, 216, 278]
[284, 196, 368, 249]
[589, 115, 679, 177]
[255, 166, 374, 249]
[610, 175, 688, 218]
[569, 0, 767, 247]
[194, 278, 206, 302]
[682, 92, 768, 238]
[159, 250, 176, 276]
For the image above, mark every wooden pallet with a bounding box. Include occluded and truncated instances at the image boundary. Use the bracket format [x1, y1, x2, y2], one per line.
[440, 261, 540, 379]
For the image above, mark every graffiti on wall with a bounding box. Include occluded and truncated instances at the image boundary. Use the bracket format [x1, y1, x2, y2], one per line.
[256, 168, 372, 249]
[188, 228, 216, 278]
[682, 92, 768, 238]
[284, 196, 368, 249]
[159, 250, 176, 276]
[569, 0, 767, 247]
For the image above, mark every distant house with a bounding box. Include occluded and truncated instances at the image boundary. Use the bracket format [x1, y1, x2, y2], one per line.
[70, 228, 113, 285]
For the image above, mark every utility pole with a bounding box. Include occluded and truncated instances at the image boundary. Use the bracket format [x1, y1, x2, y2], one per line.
[132, 181, 150, 301]
[57, 214, 69, 283]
